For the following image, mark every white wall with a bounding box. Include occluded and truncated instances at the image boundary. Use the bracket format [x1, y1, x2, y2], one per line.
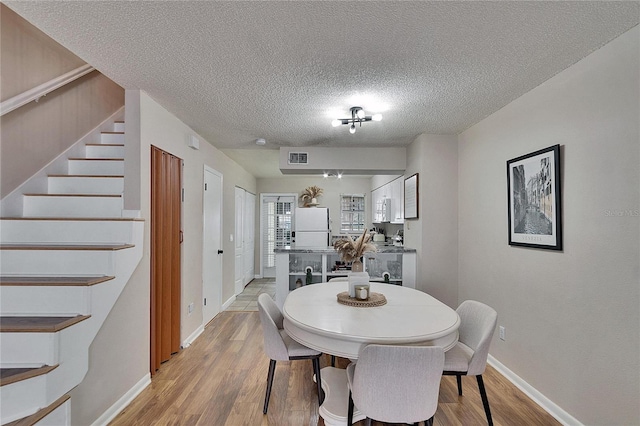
[458, 27, 639, 425]
[70, 91, 256, 425]
[404, 134, 458, 308]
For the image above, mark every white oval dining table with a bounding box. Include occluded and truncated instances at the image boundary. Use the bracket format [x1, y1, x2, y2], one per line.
[282, 282, 460, 426]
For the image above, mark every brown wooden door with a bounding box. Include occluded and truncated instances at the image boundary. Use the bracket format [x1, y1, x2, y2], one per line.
[151, 146, 182, 375]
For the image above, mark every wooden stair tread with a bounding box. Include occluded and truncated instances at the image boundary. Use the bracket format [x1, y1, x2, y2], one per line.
[0, 217, 142, 221]
[85, 143, 124, 146]
[0, 276, 115, 286]
[68, 157, 124, 161]
[0, 365, 58, 386]
[0, 243, 134, 250]
[47, 174, 124, 178]
[23, 193, 122, 198]
[0, 315, 90, 332]
[101, 131, 124, 134]
[5, 394, 70, 426]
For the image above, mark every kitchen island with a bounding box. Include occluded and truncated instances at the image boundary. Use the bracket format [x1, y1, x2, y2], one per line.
[274, 246, 416, 309]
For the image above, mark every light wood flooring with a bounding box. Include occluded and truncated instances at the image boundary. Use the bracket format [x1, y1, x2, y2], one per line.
[110, 307, 561, 426]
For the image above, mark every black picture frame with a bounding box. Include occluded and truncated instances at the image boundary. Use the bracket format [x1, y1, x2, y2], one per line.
[507, 144, 562, 250]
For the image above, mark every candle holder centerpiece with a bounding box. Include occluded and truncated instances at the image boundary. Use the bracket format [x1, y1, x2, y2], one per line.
[333, 229, 377, 298]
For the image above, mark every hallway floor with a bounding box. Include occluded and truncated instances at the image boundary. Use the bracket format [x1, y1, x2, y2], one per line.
[225, 278, 275, 312]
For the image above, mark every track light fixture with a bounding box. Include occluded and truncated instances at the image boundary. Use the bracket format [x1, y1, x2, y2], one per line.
[332, 106, 382, 134]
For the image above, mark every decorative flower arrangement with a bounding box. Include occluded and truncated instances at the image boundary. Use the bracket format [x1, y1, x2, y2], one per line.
[333, 228, 377, 265]
[300, 185, 323, 207]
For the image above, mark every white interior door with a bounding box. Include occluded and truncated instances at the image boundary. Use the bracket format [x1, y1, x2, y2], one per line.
[234, 186, 245, 294]
[261, 194, 295, 278]
[243, 191, 256, 284]
[203, 167, 223, 325]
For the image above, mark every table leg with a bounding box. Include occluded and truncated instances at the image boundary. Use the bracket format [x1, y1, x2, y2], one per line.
[317, 367, 366, 426]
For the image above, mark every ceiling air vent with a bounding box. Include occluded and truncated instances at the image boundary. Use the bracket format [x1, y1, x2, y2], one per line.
[288, 152, 308, 165]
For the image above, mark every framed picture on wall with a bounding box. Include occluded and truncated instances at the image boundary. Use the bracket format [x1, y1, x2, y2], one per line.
[507, 144, 562, 250]
[404, 173, 419, 219]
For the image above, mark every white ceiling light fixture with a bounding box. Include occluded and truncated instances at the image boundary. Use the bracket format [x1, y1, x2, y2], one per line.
[323, 171, 343, 179]
[255, 138, 266, 145]
[332, 106, 382, 134]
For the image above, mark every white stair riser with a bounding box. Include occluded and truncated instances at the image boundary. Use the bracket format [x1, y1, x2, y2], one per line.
[113, 122, 125, 132]
[0, 325, 90, 424]
[0, 250, 116, 275]
[1, 220, 134, 244]
[68, 160, 123, 176]
[0, 333, 58, 365]
[48, 176, 124, 195]
[0, 375, 47, 424]
[100, 133, 124, 144]
[36, 398, 70, 426]
[1, 286, 91, 316]
[85, 145, 125, 158]
[23, 196, 123, 218]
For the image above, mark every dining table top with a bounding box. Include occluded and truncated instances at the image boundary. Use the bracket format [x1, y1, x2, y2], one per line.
[282, 281, 460, 359]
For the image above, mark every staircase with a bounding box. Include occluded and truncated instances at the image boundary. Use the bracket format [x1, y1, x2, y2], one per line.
[0, 120, 144, 425]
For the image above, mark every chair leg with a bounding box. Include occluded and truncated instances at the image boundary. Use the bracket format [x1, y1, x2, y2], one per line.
[476, 374, 493, 426]
[331, 355, 336, 367]
[312, 357, 324, 405]
[364, 418, 372, 426]
[426, 416, 434, 426]
[456, 373, 463, 395]
[347, 391, 354, 426]
[263, 359, 277, 414]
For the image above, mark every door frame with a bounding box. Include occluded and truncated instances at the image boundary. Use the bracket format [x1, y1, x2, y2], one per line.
[150, 145, 182, 375]
[202, 165, 223, 326]
[259, 193, 297, 278]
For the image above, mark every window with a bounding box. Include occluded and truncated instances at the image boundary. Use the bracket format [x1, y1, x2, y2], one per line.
[340, 194, 365, 233]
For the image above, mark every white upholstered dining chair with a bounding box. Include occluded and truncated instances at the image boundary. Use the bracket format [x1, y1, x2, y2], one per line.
[257, 293, 323, 414]
[346, 344, 444, 426]
[443, 300, 498, 425]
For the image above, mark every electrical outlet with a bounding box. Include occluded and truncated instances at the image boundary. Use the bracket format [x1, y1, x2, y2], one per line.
[499, 326, 506, 341]
[188, 302, 194, 315]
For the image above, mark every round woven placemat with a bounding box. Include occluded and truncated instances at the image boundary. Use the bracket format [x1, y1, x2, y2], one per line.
[337, 291, 387, 307]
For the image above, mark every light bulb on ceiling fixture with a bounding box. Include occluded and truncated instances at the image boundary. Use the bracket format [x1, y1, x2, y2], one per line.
[323, 172, 329, 178]
[337, 173, 343, 179]
[333, 106, 383, 134]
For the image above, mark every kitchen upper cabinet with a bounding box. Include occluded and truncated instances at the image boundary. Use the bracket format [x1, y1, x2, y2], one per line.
[389, 176, 404, 223]
[371, 176, 404, 224]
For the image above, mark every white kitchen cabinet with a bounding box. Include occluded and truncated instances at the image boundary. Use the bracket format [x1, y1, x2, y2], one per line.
[274, 247, 416, 309]
[371, 176, 404, 224]
[389, 176, 404, 223]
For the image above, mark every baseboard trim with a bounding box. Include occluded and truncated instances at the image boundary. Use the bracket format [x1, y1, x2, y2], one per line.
[182, 324, 204, 348]
[488, 355, 582, 426]
[221, 295, 236, 311]
[91, 373, 150, 426]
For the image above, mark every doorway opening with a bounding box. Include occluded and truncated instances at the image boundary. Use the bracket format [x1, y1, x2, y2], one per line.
[150, 146, 182, 375]
[260, 194, 296, 278]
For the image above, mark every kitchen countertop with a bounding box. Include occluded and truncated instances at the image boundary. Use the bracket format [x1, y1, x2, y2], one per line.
[274, 245, 415, 253]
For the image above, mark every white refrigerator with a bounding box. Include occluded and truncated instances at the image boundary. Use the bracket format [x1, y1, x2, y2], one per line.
[293, 207, 331, 247]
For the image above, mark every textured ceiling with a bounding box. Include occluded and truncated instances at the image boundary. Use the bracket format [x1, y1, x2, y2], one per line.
[5, 1, 639, 175]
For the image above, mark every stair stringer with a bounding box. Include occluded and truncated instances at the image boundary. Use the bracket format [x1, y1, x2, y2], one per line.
[0, 220, 144, 425]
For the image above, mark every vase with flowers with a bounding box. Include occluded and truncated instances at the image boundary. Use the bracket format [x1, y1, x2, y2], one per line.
[333, 228, 377, 297]
[300, 185, 323, 207]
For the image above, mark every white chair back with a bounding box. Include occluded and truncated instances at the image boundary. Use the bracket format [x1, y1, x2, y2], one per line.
[349, 344, 444, 423]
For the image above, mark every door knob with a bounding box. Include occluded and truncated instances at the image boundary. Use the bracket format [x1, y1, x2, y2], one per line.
[217, 250, 224, 254]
